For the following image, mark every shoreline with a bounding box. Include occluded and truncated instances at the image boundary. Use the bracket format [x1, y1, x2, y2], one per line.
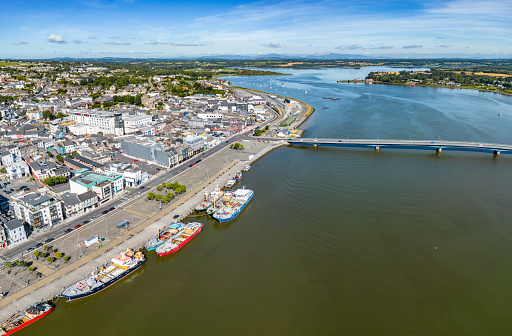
[368, 81, 512, 97]
[0, 139, 287, 322]
[0, 82, 312, 323]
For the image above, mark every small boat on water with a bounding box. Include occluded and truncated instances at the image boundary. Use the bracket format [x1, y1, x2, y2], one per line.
[0, 303, 53, 336]
[234, 171, 243, 181]
[225, 179, 236, 188]
[243, 164, 251, 172]
[156, 222, 203, 256]
[213, 188, 254, 222]
[61, 248, 145, 302]
[145, 223, 183, 251]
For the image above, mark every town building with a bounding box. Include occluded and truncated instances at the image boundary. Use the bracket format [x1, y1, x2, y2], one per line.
[67, 110, 124, 135]
[5, 219, 27, 245]
[69, 168, 124, 205]
[11, 193, 64, 231]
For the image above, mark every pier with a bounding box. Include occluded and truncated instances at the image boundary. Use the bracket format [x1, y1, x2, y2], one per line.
[288, 138, 512, 155]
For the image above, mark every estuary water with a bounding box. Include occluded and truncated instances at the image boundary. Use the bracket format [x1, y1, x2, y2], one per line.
[25, 68, 512, 336]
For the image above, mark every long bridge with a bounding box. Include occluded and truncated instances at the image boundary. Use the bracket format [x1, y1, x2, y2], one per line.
[287, 138, 512, 155]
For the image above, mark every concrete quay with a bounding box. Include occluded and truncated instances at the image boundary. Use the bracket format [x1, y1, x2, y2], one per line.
[0, 140, 285, 322]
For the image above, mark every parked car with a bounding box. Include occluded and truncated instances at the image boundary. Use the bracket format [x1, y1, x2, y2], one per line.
[74, 224, 82, 229]
[35, 243, 43, 248]
[109, 207, 115, 211]
[44, 238, 54, 244]
[102, 210, 109, 215]
[26, 247, 34, 253]
[91, 216, 98, 220]
[173, 214, 180, 219]
[139, 186, 145, 189]
[65, 228, 73, 234]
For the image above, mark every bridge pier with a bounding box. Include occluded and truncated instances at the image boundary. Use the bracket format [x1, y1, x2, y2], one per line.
[436, 148, 442, 154]
[494, 150, 500, 156]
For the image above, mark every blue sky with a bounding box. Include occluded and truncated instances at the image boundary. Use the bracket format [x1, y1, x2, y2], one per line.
[1, 0, 511, 58]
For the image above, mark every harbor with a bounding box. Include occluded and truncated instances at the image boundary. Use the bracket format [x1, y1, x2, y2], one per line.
[0, 138, 286, 324]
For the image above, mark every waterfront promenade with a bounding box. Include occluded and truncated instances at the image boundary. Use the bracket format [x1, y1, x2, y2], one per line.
[0, 140, 286, 322]
[289, 138, 512, 155]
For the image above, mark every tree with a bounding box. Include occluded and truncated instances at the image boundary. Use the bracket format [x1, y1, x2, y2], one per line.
[254, 129, 264, 136]
[147, 192, 155, 200]
[46, 257, 55, 263]
[64, 256, 70, 262]
[174, 186, 182, 194]
[66, 154, 73, 158]
[265, 125, 269, 131]
[47, 151, 53, 157]
[33, 251, 40, 258]
[55, 252, 63, 258]
[19, 261, 28, 267]
[166, 183, 173, 189]
[166, 192, 174, 199]
[43, 176, 67, 186]
[155, 194, 163, 201]
[56, 155, 64, 162]
[3, 262, 12, 268]
[156, 185, 163, 191]
[97, 131, 103, 135]
[28, 267, 35, 272]
[71, 151, 78, 157]
[180, 184, 187, 193]
[0, 167, 6, 174]
[161, 196, 169, 204]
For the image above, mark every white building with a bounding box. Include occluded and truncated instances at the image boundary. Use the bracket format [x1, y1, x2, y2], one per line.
[124, 115, 153, 129]
[184, 134, 205, 155]
[11, 193, 64, 231]
[70, 169, 124, 205]
[6, 160, 30, 180]
[5, 219, 27, 245]
[67, 110, 124, 135]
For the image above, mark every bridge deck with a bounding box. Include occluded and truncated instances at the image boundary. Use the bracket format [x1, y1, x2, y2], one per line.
[288, 139, 512, 154]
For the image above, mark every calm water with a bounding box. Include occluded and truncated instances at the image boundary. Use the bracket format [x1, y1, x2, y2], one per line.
[25, 68, 512, 335]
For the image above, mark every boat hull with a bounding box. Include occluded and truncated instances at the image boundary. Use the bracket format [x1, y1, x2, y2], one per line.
[156, 226, 203, 257]
[213, 192, 253, 222]
[61, 260, 145, 302]
[2, 306, 53, 336]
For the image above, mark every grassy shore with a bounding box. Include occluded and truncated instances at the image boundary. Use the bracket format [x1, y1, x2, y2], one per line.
[370, 81, 512, 97]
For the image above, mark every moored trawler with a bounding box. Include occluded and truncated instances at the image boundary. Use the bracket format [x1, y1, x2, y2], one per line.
[243, 164, 251, 172]
[145, 223, 183, 251]
[0, 303, 53, 336]
[156, 222, 203, 256]
[213, 187, 254, 222]
[60, 248, 145, 302]
[234, 171, 243, 180]
[195, 192, 213, 212]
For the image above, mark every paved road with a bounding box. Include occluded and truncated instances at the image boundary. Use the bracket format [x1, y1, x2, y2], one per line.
[1, 88, 284, 261]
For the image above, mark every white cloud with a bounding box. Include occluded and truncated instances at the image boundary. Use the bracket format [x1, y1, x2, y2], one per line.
[335, 44, 364, 50]
[11, 41, 28, 45]
[47, 34, 67, 44]
[102, 41, 131, 45]
[261, 42, 283, 48]
[73, 40, 86, 44]
[88, 36, 97, 39]
[403, 45, 422, 49]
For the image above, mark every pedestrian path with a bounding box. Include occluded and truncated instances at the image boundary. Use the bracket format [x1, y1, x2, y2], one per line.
[124, 208, 151, 218]
[27, 260, 54, 276]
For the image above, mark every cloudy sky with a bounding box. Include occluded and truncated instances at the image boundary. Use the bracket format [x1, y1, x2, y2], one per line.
[1, 0, 511, 58]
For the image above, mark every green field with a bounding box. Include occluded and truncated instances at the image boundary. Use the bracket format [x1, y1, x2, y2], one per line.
[0, 61, 19, 67]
